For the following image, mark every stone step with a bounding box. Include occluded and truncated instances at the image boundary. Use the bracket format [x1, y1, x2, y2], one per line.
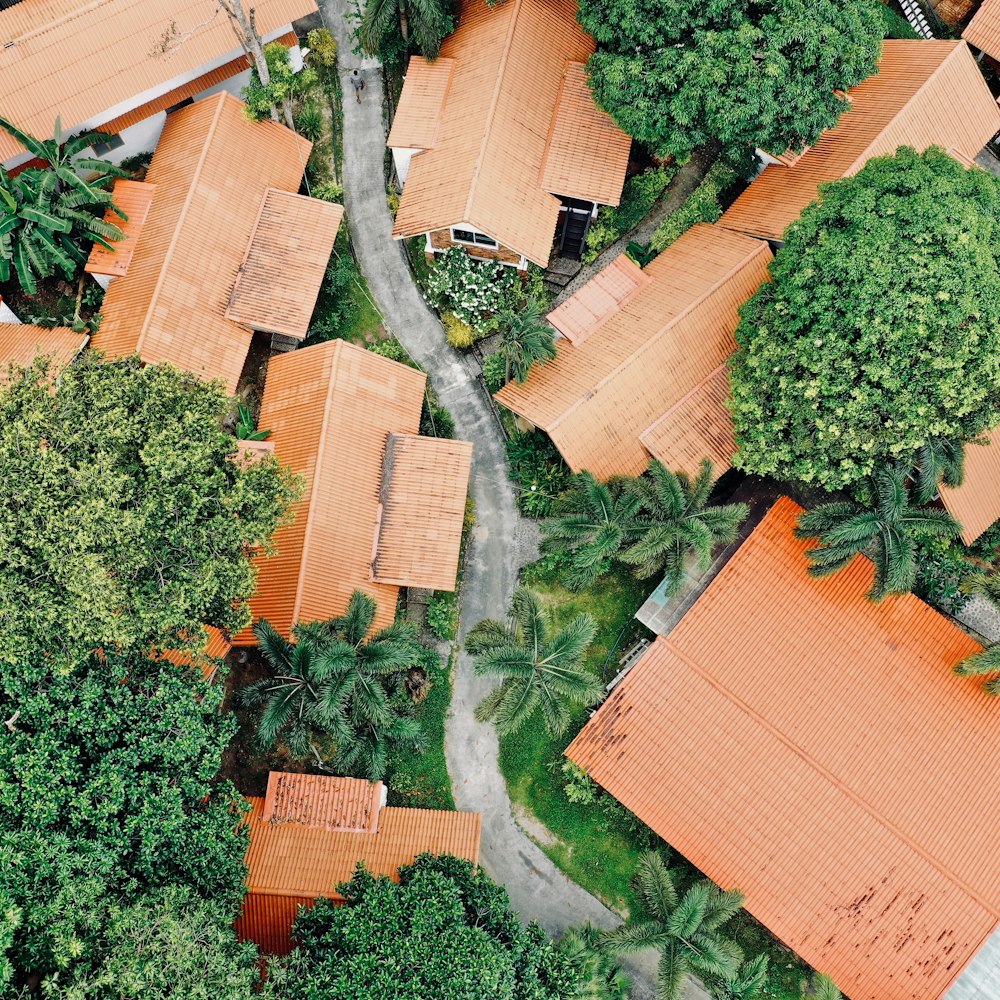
[543, 270, 575, 289]
[545, 256, 582, 278]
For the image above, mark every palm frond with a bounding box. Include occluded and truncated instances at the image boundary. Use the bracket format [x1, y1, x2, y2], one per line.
[634, 851, 678, 920]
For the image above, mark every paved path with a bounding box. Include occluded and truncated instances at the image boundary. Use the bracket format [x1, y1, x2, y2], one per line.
[314, 7, 706, 995]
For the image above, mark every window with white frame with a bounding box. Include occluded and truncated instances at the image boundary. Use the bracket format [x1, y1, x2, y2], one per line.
[450, 227, 498, 249]
[90, 133, 124, 156]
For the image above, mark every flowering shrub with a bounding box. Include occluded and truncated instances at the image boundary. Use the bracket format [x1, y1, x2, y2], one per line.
[441, 311, 475, 349]
[426, 248, 521, 335]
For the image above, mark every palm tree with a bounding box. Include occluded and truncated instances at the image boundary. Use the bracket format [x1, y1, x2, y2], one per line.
[240, 591, 426, 777]
[909, 436, 965, 504]
[954, 646, 1000, 695]
[358, 0, 453, 59]
[0, 116, 127, 294]
[494, 304, 558, 384]
[807, 975, 843, 1000]
[715, 955, 769, 1000]
[602, 852, 745, 1000]
[558, 925, 630, 1000]
[466, 586, 602, 736]
[795, 464, 961, 602]
[618, 459, 748, 595]
[541, 473, 641, 590]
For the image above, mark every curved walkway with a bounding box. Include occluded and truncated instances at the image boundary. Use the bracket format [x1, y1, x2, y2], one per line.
[314, 6, 703, 995]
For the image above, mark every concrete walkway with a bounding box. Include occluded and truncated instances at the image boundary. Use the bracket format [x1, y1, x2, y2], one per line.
[314, 6, 706, 996]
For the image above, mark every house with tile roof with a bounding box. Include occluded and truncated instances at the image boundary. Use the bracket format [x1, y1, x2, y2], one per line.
[964, 0, 1000, 62]
[88, 92, 343, 393]
[495, 223, 772, 480]
[235, 770, 482, 953]
[719, 39, 1000, 244]
[387, 0, 632, 269]
[0, 322, 87, 381]
[0, 0, 315, 171]
[938, 431, 1000, 545]
[567, 497, 1000, 1000]
[234, 338, 473, 644]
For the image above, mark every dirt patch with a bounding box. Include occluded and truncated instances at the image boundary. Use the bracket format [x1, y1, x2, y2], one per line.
[512, 803, 562, 849]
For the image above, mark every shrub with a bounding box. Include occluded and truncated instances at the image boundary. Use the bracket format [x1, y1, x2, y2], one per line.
[649, 160, 737, 253]
[295, 99, 324, 141]
[426, 590, 459, 641]
[306, 27, 338, 72]
[425, 248, 521, 334]
[506, 431, 571, 518]
[442, 310, 477, 348]
[583, 166, 675, 263]
[482, 351, 508, 392]
[561, 760, 599, 805]
[313, 180, 344, 202]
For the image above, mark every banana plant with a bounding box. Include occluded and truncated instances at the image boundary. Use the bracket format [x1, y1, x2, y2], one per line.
[235, 403, 271, 441]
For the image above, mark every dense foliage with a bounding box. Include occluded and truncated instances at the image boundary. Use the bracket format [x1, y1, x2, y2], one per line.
[583, 166, 675, 263]
[242, 42, 315, 123]
[358, 0, 454, 63]
[284, 855, 582, 999]
[578, 0, 883, 159]
[730, 148, 1000, 489]
[0, 356, 297, 667]
[426, 247, 522, 335]
[649, 160, 737, 253]
[0, 652, 247, 977]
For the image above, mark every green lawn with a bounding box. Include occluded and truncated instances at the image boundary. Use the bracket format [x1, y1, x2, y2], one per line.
[498, 557, 812, 999]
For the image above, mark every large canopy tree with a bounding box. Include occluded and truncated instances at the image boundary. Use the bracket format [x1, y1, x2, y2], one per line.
[578, 0, 883, 160]
[0, 355, 298, 667]
[0, 652, 247, 978]
[730, 147, 1000, 489]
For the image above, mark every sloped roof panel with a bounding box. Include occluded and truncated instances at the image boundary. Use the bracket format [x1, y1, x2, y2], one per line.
[963, 0, 1000, 62]
[940, 430, 1000, 544]
[385, 57, 456, 149]
[84, 179, 156, 278]
[0, 324, 87, 380]
[262, 772, 384, 833]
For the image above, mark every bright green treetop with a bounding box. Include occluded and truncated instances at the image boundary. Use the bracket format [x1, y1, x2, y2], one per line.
[729, 147, 1000, 489]
[0, 355, 298, 667]
[578, 0, 883, 159]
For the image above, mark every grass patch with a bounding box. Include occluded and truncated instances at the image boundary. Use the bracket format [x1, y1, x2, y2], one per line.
[498, 557, 813, 999]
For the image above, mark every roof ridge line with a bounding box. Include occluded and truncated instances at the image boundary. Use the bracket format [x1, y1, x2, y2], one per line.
[2, 0, 113, 47]
[536, 59, 573, 193]
[548, 233, 769, 432]
[661, 633, 1000, 920]
[639, 359, 729, 442]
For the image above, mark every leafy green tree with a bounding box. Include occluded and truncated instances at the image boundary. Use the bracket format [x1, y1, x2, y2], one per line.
[241, 591, 425, 778]
[0, 355, 298, 668]
[541, 473, 641, 590]
[37, 888, 270, 999]
[358, 0, 454, 61]
[795, 465, 961, 601]
[618, 459, 748, 593]
[242, 41, 315, 126]
[730, 147, 1000, 489]
[578, 0, 883, 160]
[0, 652, 247, 977]
[0, 116, 128, 294]
[282, 854, 580, 999]
[558, 925, 630, 1000]
[602, 852, 745, 1000]
[466, 586, 602, 736]
[909, 436, 965, 505]
[494, 305, 558, 385]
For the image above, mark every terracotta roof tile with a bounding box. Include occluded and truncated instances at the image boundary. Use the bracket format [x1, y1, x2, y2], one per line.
[964, 0, 1000, 61]
[567, 497, 999, 1000]
[85, 179, 156, 279]
[495, 224, 771, 479]
[372, 433, 472, 591]
[159, 625, 231, 681]
[940, 430, 1000, 544]
[390, 0, 631, 266]
[235, 340, 432, 642]
[547, 254, 650, 346]
[90, 93, 313, 392]
[0, 0, 315, 163]
[540, 62, 631, 206]
[385, 56, 456, 149]
[261, 772, 385, 832]
[226, 189, 343, 338]
[720, 41, 1000, 243]
[0, 324, 87, 381]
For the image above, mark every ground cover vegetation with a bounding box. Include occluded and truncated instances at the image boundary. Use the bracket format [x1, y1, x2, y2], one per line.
[583, 165, 676, 263]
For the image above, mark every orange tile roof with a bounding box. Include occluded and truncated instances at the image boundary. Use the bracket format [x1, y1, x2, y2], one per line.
[390, 0, 631, 266]
[235, 340, 425, 642]
[372, 433, 472, 591]
[386, 56, 456, 149]
[547, 254, 650, 346]
[567, 497, 999, 1000]
[940, 430, 1000, 544]
[964, 0, 1000, 61]
[0, 323, 87, 381]
[85, 179, 156, 278]
[495, 224, 771, 480]
[0, 0, 315, 163]
[226, 190, 343, 339]
[159, 625, 231, 681]
[90, 93, 312, 393]
[719, 41, 1000, 243]
[236, 780, 482, 953]
[261, 772, 384, 832]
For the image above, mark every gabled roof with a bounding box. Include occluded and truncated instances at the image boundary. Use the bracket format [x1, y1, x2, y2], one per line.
[720, 40, 1000, 243]
[389, 0, 631, 266]
[85, 179, 157, 279]
[0, 323, 88, 381]
[964, 0, 1000, 62]
[90, 93, 313, 392]
[940, 430, 1000, 545]
[495, 225, 771, 479]
[236, 340, 471, 642]
[261, 772, 385, 833]
[226, 189, 343, 339]
[0, 0, 315, 163]
[372, 433, 473, 591]
[567, 497, 999, 1000]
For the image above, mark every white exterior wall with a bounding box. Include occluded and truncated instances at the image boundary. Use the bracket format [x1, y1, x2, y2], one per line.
[0, 299, 21, 324]
[392, 146, 418, 184]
